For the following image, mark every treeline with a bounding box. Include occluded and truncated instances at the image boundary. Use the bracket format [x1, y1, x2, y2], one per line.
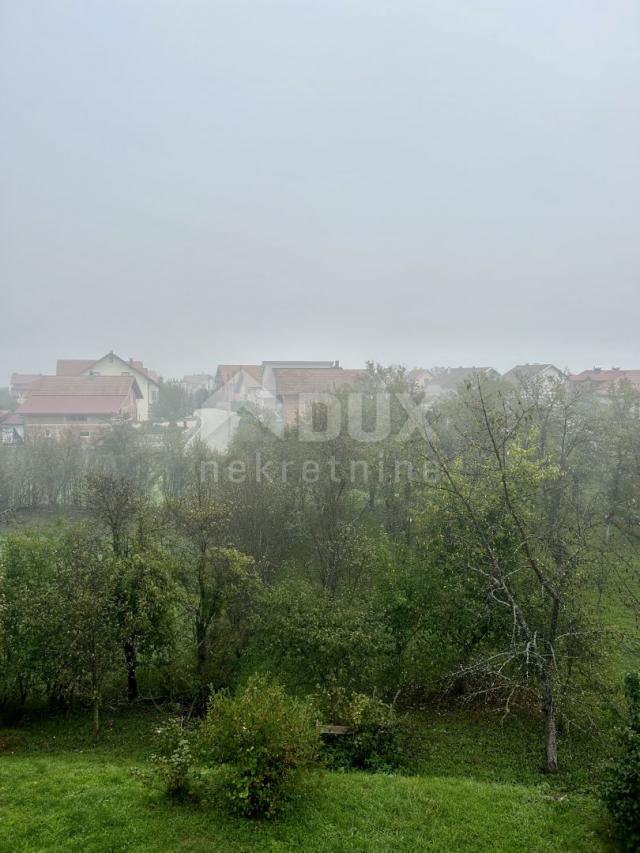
[0, 368, 639, 772]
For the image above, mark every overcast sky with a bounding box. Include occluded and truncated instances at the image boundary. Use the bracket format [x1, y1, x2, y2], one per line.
[2, 1, 639, 382]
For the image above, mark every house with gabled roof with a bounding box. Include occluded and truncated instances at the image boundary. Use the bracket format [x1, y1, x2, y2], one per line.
[502, 363, 565, 392]
[261, 364, 366, 423]
[55, 352, 160, 421]
[204, 365, 266, 411]
[420, 366, 499, 400]
[569, 368, 640, 398]
[14, 375, 142, 438]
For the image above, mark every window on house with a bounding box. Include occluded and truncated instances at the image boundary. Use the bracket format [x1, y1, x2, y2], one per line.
[66, 415, 88, 422]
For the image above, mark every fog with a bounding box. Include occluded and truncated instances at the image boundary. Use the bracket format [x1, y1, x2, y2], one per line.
[2, 1, 639, 380]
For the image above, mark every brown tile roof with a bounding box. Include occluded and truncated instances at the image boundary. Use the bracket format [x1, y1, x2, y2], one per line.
[271, 368, 365, 396]
[16, 376, 142, 416]
[10, 373, 43, 388]
[570, 369, 640, 385]
[56, 355, 160, 385]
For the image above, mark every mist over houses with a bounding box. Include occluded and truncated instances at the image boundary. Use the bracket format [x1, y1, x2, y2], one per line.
[1, 355, 638, 448]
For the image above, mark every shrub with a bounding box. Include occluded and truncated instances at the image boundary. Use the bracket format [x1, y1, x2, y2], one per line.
[317, 687, 405, 771]
[199, 674, 320, 818]
[603, 672, 640, 851]
[149, 716, 199, 800]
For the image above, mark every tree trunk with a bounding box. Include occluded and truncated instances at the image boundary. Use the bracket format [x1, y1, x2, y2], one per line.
[542, 680, 559, 773]
[93, 691, 101, 739]
[196, 617, 207, 674]
[124, 640, 139, 702]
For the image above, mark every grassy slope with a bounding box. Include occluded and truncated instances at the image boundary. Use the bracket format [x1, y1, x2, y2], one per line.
[0, 710, 612, 853]
[0, 511, 635, 851]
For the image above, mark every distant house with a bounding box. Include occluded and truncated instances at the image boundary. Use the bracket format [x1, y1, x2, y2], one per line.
[204, 365, 266, 410]
[56, 352, 160, 421]
[502, 363, 565, 391]
[194, 360, 365, 446]
[182, 374, 216, 395]
[422, 366, 499, 400]
[569, 368, 640, 398]
[261, 364, 365, 423]
[10, 373, 42, 404]
[15, 375, 142, 438]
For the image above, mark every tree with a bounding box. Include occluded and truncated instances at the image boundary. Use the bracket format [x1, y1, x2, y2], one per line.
[85, 474, 176, 701]
[56, 528, 122, 736]
[420, 378, 604, 772]
[151, 380, 196, 422]
[168, 483, 257, 694]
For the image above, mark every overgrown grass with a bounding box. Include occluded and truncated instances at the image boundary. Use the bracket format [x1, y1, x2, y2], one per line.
[0, 707, 614, 852]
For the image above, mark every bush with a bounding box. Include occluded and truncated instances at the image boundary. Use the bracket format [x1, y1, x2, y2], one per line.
[149, 716, 199, 800]
[199, 674, 320, 818]
[316, 687, 406, 771]
[603, 672, 640, 851]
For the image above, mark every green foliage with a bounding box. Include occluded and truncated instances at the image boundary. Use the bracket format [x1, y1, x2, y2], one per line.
[148, 716, 199, 799]
[199, 675, 320, 818]
[151, 380, 197, 422]
[316, 687, 406, 771]
[0, 387, 17, 411]
[252, 580, 395, 693]
[603, 672, 640, 850]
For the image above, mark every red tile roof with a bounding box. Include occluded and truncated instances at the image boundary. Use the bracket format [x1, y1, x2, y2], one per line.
[56, 354, 160, 385]
[270, 368, 365, 396]
[570, 369, 640, 386]
[16, 376, 141, 416]
[10, 373, 43, 388]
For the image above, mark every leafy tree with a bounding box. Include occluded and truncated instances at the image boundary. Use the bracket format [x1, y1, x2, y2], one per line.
[420, 378, 605, 772]
[151, 380, 197, 422]
[603, 672, 640, 850]
[169, 483, 258, 694]
[55, 528, 122, 735]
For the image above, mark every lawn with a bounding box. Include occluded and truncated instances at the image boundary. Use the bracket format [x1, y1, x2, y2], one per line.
[0, 709, 614, 853]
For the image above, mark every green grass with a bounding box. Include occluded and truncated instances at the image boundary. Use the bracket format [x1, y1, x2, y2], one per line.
[0, 708, 614, 852]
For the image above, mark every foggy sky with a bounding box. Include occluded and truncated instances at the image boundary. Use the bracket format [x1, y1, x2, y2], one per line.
[2, 1, 639, 382]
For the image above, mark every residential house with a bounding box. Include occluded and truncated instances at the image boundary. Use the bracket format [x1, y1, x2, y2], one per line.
[502, 363, 565, 391]
[56, 352, 160, 421]
[204, 364, 266, 410]
[15, 375, 142, 438]
[422, 366, 499, 400]
[261, 364, 365, 423]
[569, 368, 640, 398]
[182, 374, 216, 395]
